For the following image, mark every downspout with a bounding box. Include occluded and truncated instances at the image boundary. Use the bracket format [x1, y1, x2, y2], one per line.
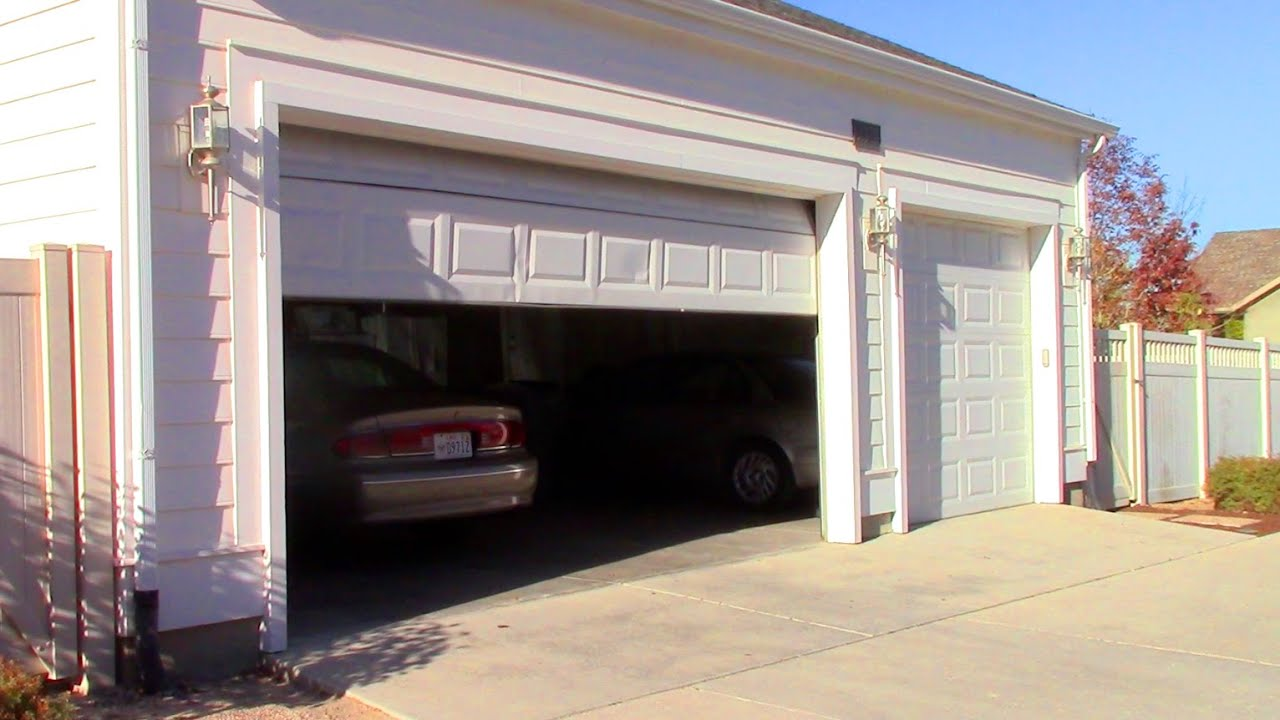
[1079, 134, 1107, 467]
[122, 0, 162, 692]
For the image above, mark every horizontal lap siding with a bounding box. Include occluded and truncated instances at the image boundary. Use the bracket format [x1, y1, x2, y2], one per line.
[0, 1, 98, 258]
[864, 265, 887, 470]
[1062, 286, 1085, 449]
[862, 261, 896, 516]
[147, 20, 242, 584]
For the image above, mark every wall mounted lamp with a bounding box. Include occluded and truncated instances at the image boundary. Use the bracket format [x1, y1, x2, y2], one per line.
[1064, 227, 1088, 285]
[187, 82, 230, 222]
[866, 194, 896, 273]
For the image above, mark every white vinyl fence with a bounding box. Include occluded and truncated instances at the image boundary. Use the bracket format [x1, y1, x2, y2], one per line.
[1092, 324, 1277, 508]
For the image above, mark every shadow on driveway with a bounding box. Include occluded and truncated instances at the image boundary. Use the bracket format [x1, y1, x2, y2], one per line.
[287, 490, 820, 647]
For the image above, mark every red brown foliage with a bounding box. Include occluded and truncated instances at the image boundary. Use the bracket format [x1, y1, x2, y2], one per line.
[1087, 135, 1209, 331]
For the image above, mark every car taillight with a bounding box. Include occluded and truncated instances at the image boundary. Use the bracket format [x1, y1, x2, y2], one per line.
[335, 419, 525, 458]
[475, 420, 525, 449]
[332, 432, 389, 459]
[384, 424, 442, 457]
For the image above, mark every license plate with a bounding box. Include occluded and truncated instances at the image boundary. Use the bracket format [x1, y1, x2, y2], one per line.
[432, 431, 473, 460]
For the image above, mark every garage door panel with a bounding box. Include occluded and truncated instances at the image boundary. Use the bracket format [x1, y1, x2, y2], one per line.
[905, 216, 1032, 523]
[662, 242, 712, 290]
[967, 459, 996, 497]
[281, 176, 815, 314]
[965, 400, 995, 437]
[963, 342, 994, 379]
[450, 221, 518, 280]
[528, 230, 589, 283]
[598, 236, 651, 286]
[962, 285, 993, 324]
[282, 127, 816, 237]
[772, 253, 813, 296]
[720, 248, 765, 293]
[1000, 398, 1027, 433]
[1001, 457, 1029, 492]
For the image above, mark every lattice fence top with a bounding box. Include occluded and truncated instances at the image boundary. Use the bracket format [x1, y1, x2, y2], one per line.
[1094, 327, 1275, 371]
[1144, 336, 1196, 365]
[1094, 330, 1127, 363]
[1206, 342, 1261, 369]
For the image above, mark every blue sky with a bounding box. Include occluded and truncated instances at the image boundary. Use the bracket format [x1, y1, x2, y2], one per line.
[787, 0, 1279, 245]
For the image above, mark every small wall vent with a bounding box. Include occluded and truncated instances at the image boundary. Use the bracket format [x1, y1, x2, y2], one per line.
[851, 119, 883, 153]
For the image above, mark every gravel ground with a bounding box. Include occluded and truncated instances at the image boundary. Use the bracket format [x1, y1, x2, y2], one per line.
[71, 673, 389, 720]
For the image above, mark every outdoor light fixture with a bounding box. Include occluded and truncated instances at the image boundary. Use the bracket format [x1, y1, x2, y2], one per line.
[187, 82, 230, 222]
[866, 194, 896, 274]
[1064, 227, 1088, 284]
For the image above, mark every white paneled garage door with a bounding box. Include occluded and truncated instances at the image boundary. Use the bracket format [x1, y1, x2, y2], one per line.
[902, 215, 1033, 523]
[278, 128, 816, 315]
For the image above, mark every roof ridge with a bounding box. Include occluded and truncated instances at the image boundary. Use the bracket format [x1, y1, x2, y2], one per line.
[717, 0, 1072, 111]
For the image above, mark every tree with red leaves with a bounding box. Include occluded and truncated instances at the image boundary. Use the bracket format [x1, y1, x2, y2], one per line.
[1087, 135, 1209, 332]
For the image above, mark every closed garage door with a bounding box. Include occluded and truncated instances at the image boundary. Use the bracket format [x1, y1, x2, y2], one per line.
[903, 215, 1033, 523]
[278, 128, 816, 315]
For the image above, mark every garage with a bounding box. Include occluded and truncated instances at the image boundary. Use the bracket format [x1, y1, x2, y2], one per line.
[276, 127, 824, 633]
[902, 215, 1034, 523]
[45, 0, 1117, 672]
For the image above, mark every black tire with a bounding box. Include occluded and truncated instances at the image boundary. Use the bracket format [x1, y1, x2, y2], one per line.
[725, 443, 796, 510]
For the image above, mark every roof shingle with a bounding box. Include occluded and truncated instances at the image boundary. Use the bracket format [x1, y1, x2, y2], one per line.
[1192, 229, 1280, 311]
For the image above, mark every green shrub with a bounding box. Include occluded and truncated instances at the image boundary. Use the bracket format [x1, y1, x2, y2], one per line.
[0, 658, 72, 720]
[1222, 317, 1246, 341]
[1207, 456, 1280, 513]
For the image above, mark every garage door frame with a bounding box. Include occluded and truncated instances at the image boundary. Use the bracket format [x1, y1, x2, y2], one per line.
[881, 192, 1066, 533]
[225, 46, 871, 653]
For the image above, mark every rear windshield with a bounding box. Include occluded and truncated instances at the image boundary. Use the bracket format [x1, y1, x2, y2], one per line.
[748, 357, 816, 405]
[286, 343, 434, 393]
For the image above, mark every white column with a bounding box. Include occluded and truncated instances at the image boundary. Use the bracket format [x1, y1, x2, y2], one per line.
[1029, 226, 1065, 504]
[885, 189, 909, 534]
[1258, 337, 1272, 458]
[1190, 330, 1210, 498]
[1123, 322, 1148, 505]
[815, 191, 863, 544]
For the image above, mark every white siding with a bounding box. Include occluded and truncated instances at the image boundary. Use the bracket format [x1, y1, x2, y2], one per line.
[0, 1, 99, 257]
[863, 262, 888, 470]
[1062, 286, 1086, 448]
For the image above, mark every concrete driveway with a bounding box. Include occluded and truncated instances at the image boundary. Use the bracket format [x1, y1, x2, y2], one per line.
[281, 505, 1278, 719]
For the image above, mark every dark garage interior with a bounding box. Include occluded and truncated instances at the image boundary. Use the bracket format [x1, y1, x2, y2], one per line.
[283, 299, 822, 640]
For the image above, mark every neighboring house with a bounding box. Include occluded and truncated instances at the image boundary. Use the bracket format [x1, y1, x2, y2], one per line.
[1194, 229, 1280, 340]
[0, 0, 1114, 681]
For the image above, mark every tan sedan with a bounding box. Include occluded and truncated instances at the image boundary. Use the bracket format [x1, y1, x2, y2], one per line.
[283, 340, 537, 524]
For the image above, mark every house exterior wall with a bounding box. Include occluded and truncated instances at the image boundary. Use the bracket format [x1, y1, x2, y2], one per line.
[1244, 289, 1280, 342]
[138, 0, 1105, 641]
[0, 1, 110, 258]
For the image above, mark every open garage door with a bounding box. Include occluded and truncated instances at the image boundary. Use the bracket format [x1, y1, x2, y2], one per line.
[278, 128, 816, 314]
[902, 215, 1034, 524]
[277, 128, 824, 648]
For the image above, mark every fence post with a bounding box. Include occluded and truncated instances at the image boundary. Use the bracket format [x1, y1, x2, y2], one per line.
[70, 246, 116, 688]
[1123, 322, 1147, 505]
[1260, 337, 1273, 458]
[32, 244, 79, 680]
[1190, 330, 1210, 499]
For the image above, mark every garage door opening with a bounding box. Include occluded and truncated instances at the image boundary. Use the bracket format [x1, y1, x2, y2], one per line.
[283, 300, 821, 641]
[272, 127, 824, 644]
